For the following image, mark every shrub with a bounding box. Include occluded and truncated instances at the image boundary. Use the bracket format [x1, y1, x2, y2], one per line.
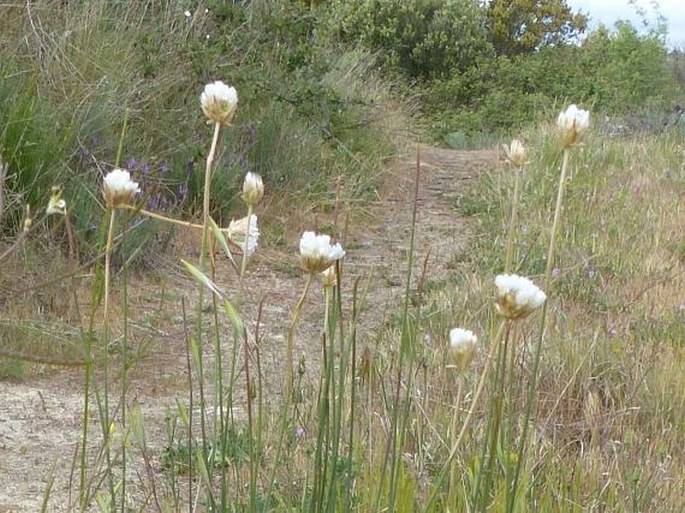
[328, 0, 493, 81]
[421, 22, 681, 138]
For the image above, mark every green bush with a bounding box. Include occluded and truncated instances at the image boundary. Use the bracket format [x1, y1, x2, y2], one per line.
[579, 22, 676, 113]
[421, 22, 680, 138]
[328, 0, 493, 80]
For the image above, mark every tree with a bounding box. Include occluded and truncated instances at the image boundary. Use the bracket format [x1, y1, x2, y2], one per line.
[486, 0, 588, 56]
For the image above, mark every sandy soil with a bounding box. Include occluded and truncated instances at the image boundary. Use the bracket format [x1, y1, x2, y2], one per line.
[0, 147, 498, 511]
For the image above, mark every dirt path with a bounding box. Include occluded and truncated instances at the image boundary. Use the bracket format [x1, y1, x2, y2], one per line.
[0, 147, 498, 511]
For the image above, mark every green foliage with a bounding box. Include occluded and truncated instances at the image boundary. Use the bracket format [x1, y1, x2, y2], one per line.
[580, 22, 676, 112]
[486, 0, 588, 56]
[0, 0, 396, 263]
[0, 66, 74, 232]
[422, 22, 680, 137]
[328, 0, 492, 80]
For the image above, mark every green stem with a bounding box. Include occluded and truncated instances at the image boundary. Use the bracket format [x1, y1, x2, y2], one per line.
[103, 208, 116, 327]
[240, 205, 253, 278]
[120, 211, 130, 512]
[311, 285, 333, 513]
[345, 277, 359, 513]
[504, 166, 523, 273]
[266, 273, 313, 502]
[543, 149, 570, 295]
[326, 276, 347, 512]
[507, 149, 571, 512]
[244, 329, 256, 512]
[284, 274, 313, 405]
[102, 208, 116, 504]
[425, 320, 506, 511]
[448, 377, 464, 505]
[203, 122, 222, 242]
[195, 120, 222, 507]
[480, 322, 510, 507]
[114, 108, 129, 168]
[79, 205, 116, 510]
[78, 335, 93, 511]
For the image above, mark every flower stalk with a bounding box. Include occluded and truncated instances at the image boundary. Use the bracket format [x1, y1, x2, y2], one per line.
[103, 208, 116, 327]
[507, 145, 573, 512]
[240, 206, 253, 278]
[284, 273, 313, 404]
[504, 166, 523, 272]
[426, 320, 507, 510]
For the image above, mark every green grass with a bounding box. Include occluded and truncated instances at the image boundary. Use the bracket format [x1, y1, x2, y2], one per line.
[0, 0, 399, 261]
[408, 126, 685, 511]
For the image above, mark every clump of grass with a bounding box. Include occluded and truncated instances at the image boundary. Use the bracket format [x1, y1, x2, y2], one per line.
[414, 119, 684, 511]
[1, 0, 401, 268]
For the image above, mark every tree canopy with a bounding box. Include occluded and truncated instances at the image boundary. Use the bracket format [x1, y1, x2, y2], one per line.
[486, 0, 588, 55]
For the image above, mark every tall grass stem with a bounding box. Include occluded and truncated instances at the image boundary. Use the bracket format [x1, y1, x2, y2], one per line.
[504, 167, 523, 272]
[284, 274, 313, 405]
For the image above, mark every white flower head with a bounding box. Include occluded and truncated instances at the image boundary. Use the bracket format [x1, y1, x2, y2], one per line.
[557, 104, 590, 148]
[504, 138, 526, 167]
[449, 328, 478, 371]
[299, 231, 345, 274]
[226, 214, 259, 256]
[103, 168, 140, 208]
[242, 172, 264, 207]
[200, 81, 238, 125]
[495, 274, 547, 320]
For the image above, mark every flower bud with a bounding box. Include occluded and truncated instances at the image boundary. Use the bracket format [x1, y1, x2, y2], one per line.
[320, 265, 337, 288]
[504, 139, 526, 167]
[449, 328, 478, 371]
[557, 104, 590, 149]
[242, 172, 264, 207]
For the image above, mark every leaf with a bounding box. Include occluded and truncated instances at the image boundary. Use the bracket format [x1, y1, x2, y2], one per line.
[181, 259, 224, 298]
[222, 299, 244, 334]
[208, 216, 238, 272]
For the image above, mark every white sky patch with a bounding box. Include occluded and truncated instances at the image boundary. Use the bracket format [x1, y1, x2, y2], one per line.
[567, 0, 685, 48]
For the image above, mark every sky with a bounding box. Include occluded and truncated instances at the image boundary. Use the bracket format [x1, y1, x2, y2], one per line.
[566, 0, 685, 48]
